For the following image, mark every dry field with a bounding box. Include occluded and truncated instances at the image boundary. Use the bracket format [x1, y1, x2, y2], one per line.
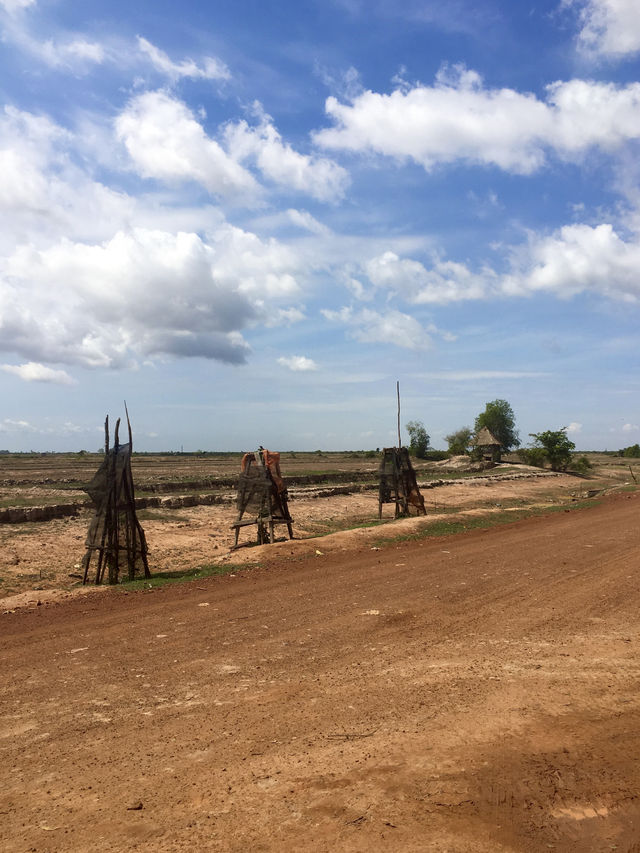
[0, 465, 639, 851]
[0, 451, 637, 606]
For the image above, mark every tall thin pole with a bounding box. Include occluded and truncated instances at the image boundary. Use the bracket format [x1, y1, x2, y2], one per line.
[397, 380, 401, 448]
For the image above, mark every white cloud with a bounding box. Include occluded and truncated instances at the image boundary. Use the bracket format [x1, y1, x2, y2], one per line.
[366, 250, 489, 304]
[0, 418, 36, 432]
[353, 216, 640, 311]
[0, 106, 135, 248]
[224, 107, 349, 202]
[265, 307, 306, 326]
[116, 91, 258, 198]
[286, 209, 331, 235]
[0, 109, 61, 212]
[314, 66, 640, 174]
[567, 422, 583, 434]
[277, 355, 318, 371]
[622, 422, 639, 432]
[1, 362, 75, 384]
[1, 225, 304, 368]
[16, 31, 104, 69]
[137, 37, 230, 81]
[322, 306, 433, 350]
[0, 0, 35, 13]
[570, 0, 640, 58]
[503, 223, 640, 301]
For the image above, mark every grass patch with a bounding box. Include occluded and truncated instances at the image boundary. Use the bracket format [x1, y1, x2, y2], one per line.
[372, 499, 599, 547]
[117, 562, 258, 591]
[302, 517, 388, 537]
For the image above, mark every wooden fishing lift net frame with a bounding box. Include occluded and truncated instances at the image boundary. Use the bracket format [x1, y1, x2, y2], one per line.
[378, 446, 426, 519]
[82, 411, 150, 585]
[231, 449, 293, 548]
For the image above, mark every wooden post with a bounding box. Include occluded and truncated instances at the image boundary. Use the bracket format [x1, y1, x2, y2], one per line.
[396, 381, 401, 449]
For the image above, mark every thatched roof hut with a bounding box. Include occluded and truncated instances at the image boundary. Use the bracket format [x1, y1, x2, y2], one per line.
[474, 427, 501, 461]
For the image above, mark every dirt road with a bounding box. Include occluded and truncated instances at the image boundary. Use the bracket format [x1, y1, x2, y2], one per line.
[2, 492, 639, 852]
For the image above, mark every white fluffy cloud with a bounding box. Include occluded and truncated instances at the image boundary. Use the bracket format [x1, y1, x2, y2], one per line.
[0, 102, 310, 372]
[567, 422, 583, 434]
[314, 66, 640, 174]
[1, 225, 304, 368]
[137, 37, 230, 81]
[0, 362, 75, 384]
[224, 108, 349, 202]
[116, 91, 258, 198]
[622, 422, 639, 432]
[277, 355, 318, 371]
[0, 106, 135, 249]
[571, 0, 640, 58]
[503, 223, 640, 301]
[356, 220, 640, 308]
[366, 250, 489, 304]
[322, 306, 434, 349]
[116, 93, 348, 204]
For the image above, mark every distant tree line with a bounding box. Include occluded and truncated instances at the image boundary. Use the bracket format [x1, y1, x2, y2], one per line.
[405, 399, 594, 473]
[615, 444, 640, 458]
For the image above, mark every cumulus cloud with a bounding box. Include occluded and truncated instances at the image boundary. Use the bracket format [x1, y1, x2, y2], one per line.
[277, 355, 318, 371]
[570, 0, 640, 58]
[0, 106, 65, 213]
[0, 104, 309, 372]
[224, 106, 349, 202]
[357, 219, 640, 309]
[1, 362, 76, 384]
[0, 105, 135, 249]
[567, 422, 583, 434]
[314, 66, 640, 174]
[137, 37, 230, 81]
[622, 422, 639, 432]
[503, 223, 640, 301]
[1, 225, 304, 368]
[116, 91, 258, 198]
[322, 306, 434, 350]
[366, 250, 489, 304]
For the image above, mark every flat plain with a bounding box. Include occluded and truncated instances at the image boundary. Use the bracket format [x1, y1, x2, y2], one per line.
[1, 452, 639, 851]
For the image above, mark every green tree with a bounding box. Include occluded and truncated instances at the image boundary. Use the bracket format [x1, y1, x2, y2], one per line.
[623, 443, 640, 458]
[445, 426, 472, 456]
[474, 399, 520, 452]
[529, 428, 575, 472]
[405, 420, 430, 459]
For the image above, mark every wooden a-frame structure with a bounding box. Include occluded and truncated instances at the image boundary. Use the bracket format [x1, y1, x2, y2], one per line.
[82, 408, 150, 585]
[231, 448, 293, 548]
[378, 446, 426, 519]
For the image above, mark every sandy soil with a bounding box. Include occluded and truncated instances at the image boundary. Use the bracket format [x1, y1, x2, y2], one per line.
[0, 471, 581, 603]
[1, 490, 639, 852]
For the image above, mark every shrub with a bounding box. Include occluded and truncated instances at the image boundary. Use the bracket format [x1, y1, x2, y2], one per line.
[518, 447, 547, 468]
[570, 455, 593, 474]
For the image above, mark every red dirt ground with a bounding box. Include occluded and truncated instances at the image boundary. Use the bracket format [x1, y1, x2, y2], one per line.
[1, 491, 639, 852]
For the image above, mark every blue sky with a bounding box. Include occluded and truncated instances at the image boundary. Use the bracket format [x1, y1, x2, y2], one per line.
[1, 0, 639, 452]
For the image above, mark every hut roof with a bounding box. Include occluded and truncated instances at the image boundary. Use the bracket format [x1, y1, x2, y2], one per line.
[475, 426, 500, 447]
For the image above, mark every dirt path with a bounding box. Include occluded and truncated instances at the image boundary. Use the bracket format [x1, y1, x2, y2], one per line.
[1, 491, 639, 852]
